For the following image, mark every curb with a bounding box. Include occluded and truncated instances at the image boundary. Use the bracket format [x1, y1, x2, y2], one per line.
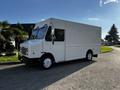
[0, 62, 22, 65]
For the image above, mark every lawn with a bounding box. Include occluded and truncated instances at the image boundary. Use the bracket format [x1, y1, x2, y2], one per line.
[101, 46, 113, 53]
[0, 52, 19, 63]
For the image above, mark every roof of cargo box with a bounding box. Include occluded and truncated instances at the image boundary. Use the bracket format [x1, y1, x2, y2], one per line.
[42, 18, 101, 29]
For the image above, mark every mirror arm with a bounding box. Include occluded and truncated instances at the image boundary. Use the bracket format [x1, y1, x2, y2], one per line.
[52, 34, 54, 45]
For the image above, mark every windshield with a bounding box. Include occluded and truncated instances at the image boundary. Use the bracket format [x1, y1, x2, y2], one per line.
[30, 24, 48, 39]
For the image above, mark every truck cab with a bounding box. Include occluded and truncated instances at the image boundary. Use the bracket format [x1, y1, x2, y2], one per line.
[19, 20, 65, 69]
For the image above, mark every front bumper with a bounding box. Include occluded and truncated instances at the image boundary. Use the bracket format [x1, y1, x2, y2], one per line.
[18, 54, 40, 64]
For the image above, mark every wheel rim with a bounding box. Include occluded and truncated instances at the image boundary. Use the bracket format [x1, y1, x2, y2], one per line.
[43, 58, 52, 68]
[88, 53, 92, 60]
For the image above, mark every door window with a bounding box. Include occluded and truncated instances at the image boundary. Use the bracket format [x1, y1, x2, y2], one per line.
[54, 29, 64, 41]
[45, 28, 65, 42]
[45, 26, 52, 41]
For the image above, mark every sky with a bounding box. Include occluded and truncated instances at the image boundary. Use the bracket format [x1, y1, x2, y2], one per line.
[0, 0, 120, 39]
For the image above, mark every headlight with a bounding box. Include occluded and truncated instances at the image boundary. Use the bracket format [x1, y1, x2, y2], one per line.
[20, 47, 28, 55]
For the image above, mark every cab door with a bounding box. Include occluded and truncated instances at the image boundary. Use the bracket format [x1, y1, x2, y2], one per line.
[44, 27, 65, 63]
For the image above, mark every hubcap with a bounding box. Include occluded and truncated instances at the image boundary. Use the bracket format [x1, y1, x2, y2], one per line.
[88, 53, 92, 60]
[43, 58, 52, 68]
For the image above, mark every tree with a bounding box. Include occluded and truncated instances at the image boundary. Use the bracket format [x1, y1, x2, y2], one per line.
[10, 23, 28, 39]
[0, 21, 28, 51]
[105, 35, 111, 45]
[0, 21, 10, 53]
[0, 21, 10, 30]
[0, 33, 5, 53]
[29, 25, 34, 38]
[0, 22, 2, 29]
[16, 23, 24, 30]
[0, 21, 11, 40]
[105, 24, 119, 45]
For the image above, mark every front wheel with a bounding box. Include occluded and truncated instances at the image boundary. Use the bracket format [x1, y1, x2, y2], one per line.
[86, 51, 93, 61]
[40, 57, 53, 69]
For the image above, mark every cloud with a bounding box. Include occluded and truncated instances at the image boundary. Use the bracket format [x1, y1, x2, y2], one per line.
[99, 0, 103, 7]
[104, 0, 119, 4]
[88, 18, 100, 21]
[99, 0, 119, 7]
[41, 19, 45, 21]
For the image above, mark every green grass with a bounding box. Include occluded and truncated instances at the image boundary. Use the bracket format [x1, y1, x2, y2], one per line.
[101, 46, 113, 53]
[0, 52, 19, 63]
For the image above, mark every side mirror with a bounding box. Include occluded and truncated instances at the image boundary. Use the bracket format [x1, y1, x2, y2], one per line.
[51, 29, 55, 45]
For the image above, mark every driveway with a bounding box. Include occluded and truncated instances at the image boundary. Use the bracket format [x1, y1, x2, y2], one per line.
[0, 47, 120, 90]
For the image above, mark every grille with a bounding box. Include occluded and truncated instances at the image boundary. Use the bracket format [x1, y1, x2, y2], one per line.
[21, 47, 28, 55]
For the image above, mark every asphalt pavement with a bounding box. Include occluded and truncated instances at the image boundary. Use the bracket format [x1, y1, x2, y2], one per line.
[0, 47, 120, 90]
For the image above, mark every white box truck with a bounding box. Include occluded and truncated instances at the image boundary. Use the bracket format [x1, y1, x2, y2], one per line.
[19, 18, 101, 69]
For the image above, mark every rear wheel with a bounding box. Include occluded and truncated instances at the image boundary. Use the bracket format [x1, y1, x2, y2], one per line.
[86, 51, 93, 60]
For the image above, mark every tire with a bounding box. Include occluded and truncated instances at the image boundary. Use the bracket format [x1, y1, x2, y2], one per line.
[86, 51, 93, 61]
[40, 56, 53, 69]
